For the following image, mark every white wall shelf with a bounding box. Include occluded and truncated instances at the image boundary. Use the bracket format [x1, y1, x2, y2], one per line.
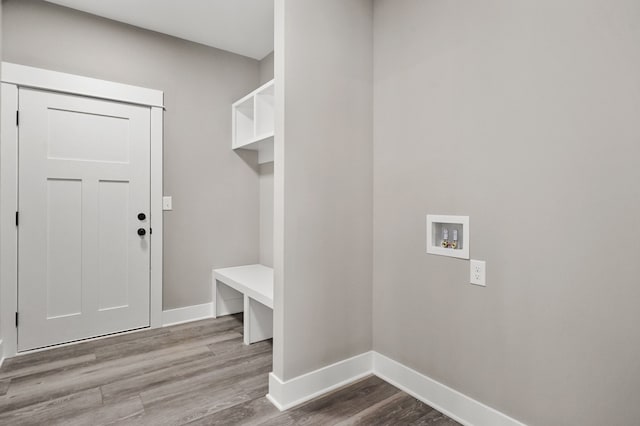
[232, 79, 274, 164]
[426, 215, 470, 259]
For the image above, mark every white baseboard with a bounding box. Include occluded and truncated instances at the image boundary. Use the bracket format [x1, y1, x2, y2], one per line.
[266, 351, 525, 426]
[266, 351, 374, 411]
[162, 302, 213, 327]
[373, 352, 525, 426]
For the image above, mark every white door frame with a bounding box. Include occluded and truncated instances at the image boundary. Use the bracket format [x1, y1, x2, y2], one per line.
[0, 62, 164, 358]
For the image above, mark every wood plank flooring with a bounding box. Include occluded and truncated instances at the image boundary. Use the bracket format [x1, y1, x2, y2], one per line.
[0, 315, 459, 425]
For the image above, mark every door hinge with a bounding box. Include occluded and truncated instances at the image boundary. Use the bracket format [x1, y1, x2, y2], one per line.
[150, 227, 153, 235]
[15, 211, 19, 226]
[16, 110, 19, 126]
[15, 312, 19, 327]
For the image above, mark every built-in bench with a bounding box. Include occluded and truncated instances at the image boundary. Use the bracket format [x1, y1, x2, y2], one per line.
[212, 264, 273, 345]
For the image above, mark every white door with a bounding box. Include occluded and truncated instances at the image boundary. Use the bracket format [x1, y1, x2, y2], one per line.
[18, 88, 151, 351]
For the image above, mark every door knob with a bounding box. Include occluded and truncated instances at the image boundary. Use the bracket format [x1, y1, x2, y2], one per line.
[138, 213, 146, 221]
[137, 228, 146, 236]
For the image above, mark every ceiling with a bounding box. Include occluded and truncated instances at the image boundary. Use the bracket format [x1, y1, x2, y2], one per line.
[43, 0, 274, 60]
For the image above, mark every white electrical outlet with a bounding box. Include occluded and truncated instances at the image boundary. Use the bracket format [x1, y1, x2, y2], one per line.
[162, 196, 173, 211]
[470, 260, 486, 286]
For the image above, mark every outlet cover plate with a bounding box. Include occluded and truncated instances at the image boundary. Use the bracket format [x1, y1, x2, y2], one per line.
[162, 196, 173, 211]
[470, 260, 486, 286]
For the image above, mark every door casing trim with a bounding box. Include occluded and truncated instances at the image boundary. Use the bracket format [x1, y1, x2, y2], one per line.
[0, 63, 164, 358]
[2, 62, 164, 108]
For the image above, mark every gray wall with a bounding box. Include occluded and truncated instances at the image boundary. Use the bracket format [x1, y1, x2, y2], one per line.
[273, 0, 373, 380]
[258, 51, 274, 268]
[2, 0, 261, 310]
[0, 0, 3, 337]
[259, 162, 273, 268]
[373, 1, 640, 425]
[259, 51, 274, 85]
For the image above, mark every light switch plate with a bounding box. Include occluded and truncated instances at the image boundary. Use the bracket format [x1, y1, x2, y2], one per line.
[470, 260, 486, 286]
[162, 196, 173, 211]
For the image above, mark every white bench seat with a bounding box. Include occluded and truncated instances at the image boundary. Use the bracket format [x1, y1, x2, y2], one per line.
[212, 264, 273, 345]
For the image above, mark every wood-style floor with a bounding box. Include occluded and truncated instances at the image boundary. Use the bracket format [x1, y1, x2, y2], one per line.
[0, 315, 459, 425]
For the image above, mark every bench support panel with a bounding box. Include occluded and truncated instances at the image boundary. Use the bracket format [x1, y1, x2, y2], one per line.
[212, 277, 273, 345]
[244, 296, 273, 345]
[213, 281, 244, 318]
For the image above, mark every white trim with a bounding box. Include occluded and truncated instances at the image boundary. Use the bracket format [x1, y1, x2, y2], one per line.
[1, 83, 19, 359]
[373, 352, 525, 426]
[266, 351, 526, 426]
[149, 107, 164, 328]
[162, 303, 214, 327]
[1, 63, 164, 108]
[272, 0, 286, 381]
[0, 66, 164, 360]
[266, 351, 374, 411]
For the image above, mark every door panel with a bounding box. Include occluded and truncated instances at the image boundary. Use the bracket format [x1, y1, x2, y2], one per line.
[97, 180, 131, 311]
[47, 108, 130, 163]
[18, 88, 151, 351]
[46, 178, 83, 319]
